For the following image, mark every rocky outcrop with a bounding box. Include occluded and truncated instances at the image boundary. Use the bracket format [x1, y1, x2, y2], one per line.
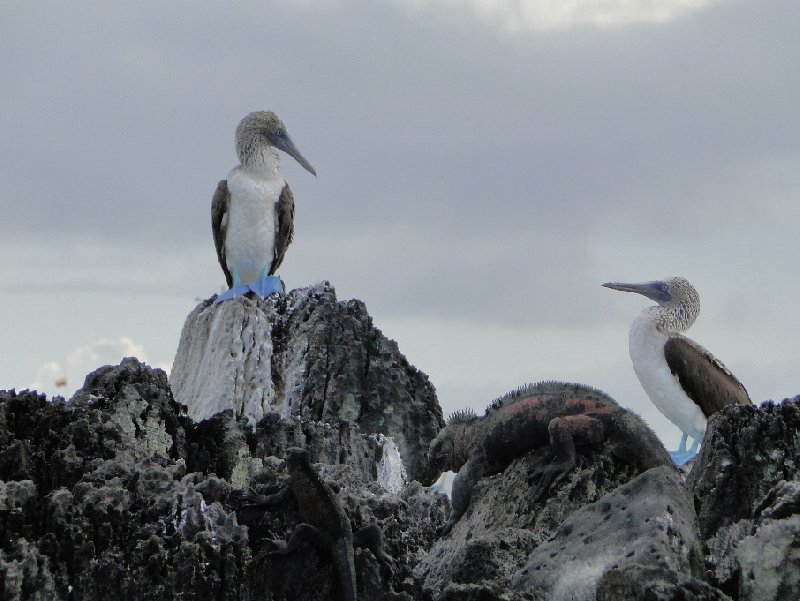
[422, 381, 672, 535]
[686, 398, 800, 600]
[513, 466, 713, 601]
[0, 362, 249, 600]
[170, 283, 443, 482]
[687, 399, 800, 539]
[415, 398, 800, 600]
[0, 358, 448, 601]
[415, 433, 697, 599]
[735, 490, 800, 601]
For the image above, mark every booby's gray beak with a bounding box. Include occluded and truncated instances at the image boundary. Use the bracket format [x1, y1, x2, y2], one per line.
[268, 131, 317, 176]
[602, 280, 672, 303]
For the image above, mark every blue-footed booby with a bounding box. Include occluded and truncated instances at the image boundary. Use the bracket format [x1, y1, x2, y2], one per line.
[602, 277, 751, 464]
[212, 111, 316, 303]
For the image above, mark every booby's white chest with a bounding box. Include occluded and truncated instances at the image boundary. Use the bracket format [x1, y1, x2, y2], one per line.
[628, 310, 707, 436]
[224, 167, 285, 283]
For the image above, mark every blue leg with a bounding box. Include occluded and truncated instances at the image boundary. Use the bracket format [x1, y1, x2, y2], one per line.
[669, 431, 699, 466]
[214, 271, 251, 304]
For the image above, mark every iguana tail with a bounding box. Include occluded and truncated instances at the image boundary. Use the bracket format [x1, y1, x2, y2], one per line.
[332, 537, 357, 601]
[609, 411, 672, 470]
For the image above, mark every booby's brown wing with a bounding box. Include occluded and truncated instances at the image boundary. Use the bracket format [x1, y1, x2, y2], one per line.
[664, 335, 751, 418]
[211, 180, 233, 288]
[269, 183, 295, 275]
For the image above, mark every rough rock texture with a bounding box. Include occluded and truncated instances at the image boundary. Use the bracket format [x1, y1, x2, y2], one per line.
[687, 398, 800, 600]
[511, 466, 710, 601]
[736, 511, 800, 601]
[3, 336, 799, 600]
[596, 564, 733, 601]
[414, 440, 667, 598]
[416, 399, 800, 601]
[0, 359, 447, 601]
[170, 283, 443, 482]
[687, 398, 800, 539]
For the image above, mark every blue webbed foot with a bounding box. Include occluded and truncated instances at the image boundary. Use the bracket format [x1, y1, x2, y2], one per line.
[669, 448, 697, 466]
[248, 275, 284, 298]
[214, 283, 251, 304]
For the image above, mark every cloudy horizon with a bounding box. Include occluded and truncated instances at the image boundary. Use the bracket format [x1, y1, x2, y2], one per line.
[2, 0, 798, 450]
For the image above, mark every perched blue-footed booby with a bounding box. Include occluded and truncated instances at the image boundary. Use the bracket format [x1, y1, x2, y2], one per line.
[212, 111, 316, 303]
[602, 277, 751, 465]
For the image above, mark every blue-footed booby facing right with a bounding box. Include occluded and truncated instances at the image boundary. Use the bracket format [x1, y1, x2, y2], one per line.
[602, 277, 751, 465]
[212, 111, 316, 303]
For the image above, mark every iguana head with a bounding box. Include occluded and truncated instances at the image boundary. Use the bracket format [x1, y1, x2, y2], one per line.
[421, 409, 477, 485]
[284, 447, 309, 472]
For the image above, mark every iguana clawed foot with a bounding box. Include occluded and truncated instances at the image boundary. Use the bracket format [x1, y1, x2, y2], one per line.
[258, 523, 324, 556]
[260, 537, 290, 554]
[528, 460, 573, 503]
[353, 523, 396, 576]
[237, 485, 290, 510]
[437, 517, 457, 537]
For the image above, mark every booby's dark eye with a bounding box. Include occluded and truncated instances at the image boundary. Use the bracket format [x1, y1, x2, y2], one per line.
[275, 128, 285, 138]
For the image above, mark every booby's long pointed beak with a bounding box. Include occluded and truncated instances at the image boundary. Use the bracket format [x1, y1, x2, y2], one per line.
[602, 280, 671, 303]
[268, 131, 316, 176]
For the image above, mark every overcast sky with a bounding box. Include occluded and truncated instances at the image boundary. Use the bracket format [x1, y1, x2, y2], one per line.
[2, 0, 798, 449]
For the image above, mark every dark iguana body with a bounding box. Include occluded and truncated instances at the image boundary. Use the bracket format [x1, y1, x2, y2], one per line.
[243, 447, 393, 601]
[424, 381, 672, 535]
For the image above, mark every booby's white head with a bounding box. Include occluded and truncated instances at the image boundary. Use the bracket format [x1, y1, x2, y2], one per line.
[602, 277, 700, 333]
[235, 110, 316, 176]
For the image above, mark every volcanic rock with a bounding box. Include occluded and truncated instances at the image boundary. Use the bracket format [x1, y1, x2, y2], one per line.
[511, 466, 717, 601]
[686, 398, 800, 600]
[414, 436, 672, 598]
[170, 282, 442, 481]
[0, 358, 447, 601]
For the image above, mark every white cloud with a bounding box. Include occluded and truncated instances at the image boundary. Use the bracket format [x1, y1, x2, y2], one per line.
[394, 0, 723, 31]
[29, 362, 63, 395]
[64, 336, 146, 371]
[25, 337, 158, 399]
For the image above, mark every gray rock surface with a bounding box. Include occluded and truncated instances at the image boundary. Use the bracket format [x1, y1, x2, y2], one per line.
[416, 400, 800, 601]
[687, 398, 800, 540]
[170, 283, 443, 481]
[0, 359, 447, 601]
[596, 564, 733, 601]
[414, 439, 668, 598]
[686, 398, 800, 599]
[511, 466, 708, 600]
[736, 513, 800, 601]
[698, 478, 800, 601]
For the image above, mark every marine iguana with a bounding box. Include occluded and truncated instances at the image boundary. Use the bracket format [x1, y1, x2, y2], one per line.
[423, 381, 672, 535]
[241, 447, 394, 601]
